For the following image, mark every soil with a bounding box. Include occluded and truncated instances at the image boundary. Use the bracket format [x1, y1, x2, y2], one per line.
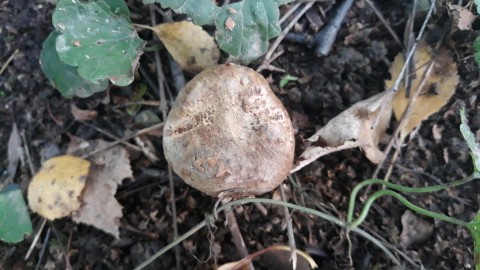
[1, 0, 479, 269]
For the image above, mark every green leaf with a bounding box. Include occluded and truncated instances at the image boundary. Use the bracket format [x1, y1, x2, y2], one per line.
[279, 74, 299, 88]
[40, 31, 109, 98]
[215, 0, 281, 63]
[52, 0, 144, 86]
[0, 184, 32, 243]
[476, 0, 480, 14]
[467, 210, 480, 270]
[475, 37, 480, 67]
[460, 108, 480, 173]
[144, 0, 219, 25]
[104, 0, 131, 19]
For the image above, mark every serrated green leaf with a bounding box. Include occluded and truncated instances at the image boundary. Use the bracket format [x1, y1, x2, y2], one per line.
[104, 0, 131, 19]
[460, 108, 480, 173]
[144, 0, 219, 25]
[0, 184, 32, 243]
[215, 0, 281, 63]
[467, 210, 480, 270]
[40, 31, 109, 98]
[52, 0, 144, 86]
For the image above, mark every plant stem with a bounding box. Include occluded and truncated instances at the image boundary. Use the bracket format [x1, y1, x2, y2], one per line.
[349, 190, 468, 228]
[347, 174, 478, 223]
[134, 198, 400, 270]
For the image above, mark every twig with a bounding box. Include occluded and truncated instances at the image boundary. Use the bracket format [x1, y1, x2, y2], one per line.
[111, 100, 162, 108]
[21, 132, 35, 175]
[79, 121, 142, 152]
[364, 0, 403, 48]
[370, 0, 434, 130]
[49, 223, 73, 270]
[314, 0, 354, 56]
[223, 202, 253, 270]
[150, 5, 180, 268]
[81, 122, 164, 159]
[280, 184, 297, 270]
[34, 227, 51, 270]
[0, 48, 19, 76]
[25, 218, 47, 260]
[279, 2, 302, 25]
[259, 2, 313, 72]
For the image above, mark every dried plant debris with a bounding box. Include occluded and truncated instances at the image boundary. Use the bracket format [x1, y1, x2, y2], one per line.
[389, 41, 458, 137]
[68, 139, 133, 238]
[291, 91, 392, 173]
[400, 210, 434, 248]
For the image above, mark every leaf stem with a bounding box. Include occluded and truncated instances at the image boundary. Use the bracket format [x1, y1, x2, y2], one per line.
[347, 175, 478, 223]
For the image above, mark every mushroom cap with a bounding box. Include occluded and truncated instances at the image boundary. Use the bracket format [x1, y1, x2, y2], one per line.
[163, 64, 295, 197]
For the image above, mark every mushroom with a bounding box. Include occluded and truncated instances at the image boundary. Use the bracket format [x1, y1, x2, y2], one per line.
[163, 64, 295, 197]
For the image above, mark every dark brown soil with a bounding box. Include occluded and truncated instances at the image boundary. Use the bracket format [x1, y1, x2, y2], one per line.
[1, 0, 479, 269]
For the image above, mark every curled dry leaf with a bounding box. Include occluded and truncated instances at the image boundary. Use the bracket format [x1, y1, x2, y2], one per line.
[389, 42, 458, 137]
[70, 103, 98, 121]
[218, 245, 318, 270]
[151, 21, 220, 73]
[27, 155, 90, 220]
[291, 92, 392, 173]
[68, 139, 133, 238]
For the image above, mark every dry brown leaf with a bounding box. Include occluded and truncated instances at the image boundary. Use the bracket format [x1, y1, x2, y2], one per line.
[448, 4, 477, 31]
[151, 21, 220, 73]
[218, 245, 317, 270]
[70, 103, 98, 121]
[28, 155, 90, 220]
[68, 140, 133, 238]
[388, 42, 458, 137]
[291, 92, 391, 173]
[7, 123, 22, 182]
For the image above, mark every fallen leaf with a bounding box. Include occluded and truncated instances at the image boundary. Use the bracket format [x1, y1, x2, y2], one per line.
[151, 21, 220, 73]
[68, 140, 133, 238]
[7, 123, 22, 182]
[71, 103, 98, 121]
[0, 184, 32, 243]
[448, 4, 477, 31]
[400, 210, 434, 248]
[218, 245, 318, 270]
[389, 42, 458, 137]
[291, 92, 391, 173]
[28, 155, 90, 220]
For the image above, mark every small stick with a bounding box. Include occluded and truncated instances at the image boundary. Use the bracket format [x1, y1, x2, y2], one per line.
[364, 0, 403, 48]
[111, 100, 162, 108]
[21, 132, 35, 175]
[79, 121, 142, 152]
[280, 184, 297, 270]
[25, 218, 47, 260]
[223, 202, 254, 270]
[314, 0, 354, 56]
[34, 227, 51, 270]
[259, 2, 314, 71]
[81, 122, 164, 159]
[0, 48, 19, 76]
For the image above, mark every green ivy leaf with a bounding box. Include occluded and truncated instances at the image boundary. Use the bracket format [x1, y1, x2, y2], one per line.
[467, 210, 480, 270]
[215, 0, 281, 63]
[0, 184, 32, 243]
[40, 31, 108, 98]
[52, 0, 144, 86]
[460, 108, 480, 173]
[143, 0, 219, 25]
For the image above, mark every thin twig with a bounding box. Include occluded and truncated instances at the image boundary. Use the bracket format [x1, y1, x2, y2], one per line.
[364, 0, 403, 47]
[25, 218, 47, 260]
[223, 202, 253, 270]
[259, 2, 314, 71]
[111, 100, 162, 108]
[80, 122, 164, 159]
[34, 227, 51, 270]
[79, 121, 142, 152]
[0, 48, 19, 76]
[20, 132, 35, 175]
[279, 2, 302, 25]
[280, 184, 297, 270]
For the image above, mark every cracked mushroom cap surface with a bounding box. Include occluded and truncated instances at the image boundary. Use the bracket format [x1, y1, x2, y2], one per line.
[163, 64, 295, 197]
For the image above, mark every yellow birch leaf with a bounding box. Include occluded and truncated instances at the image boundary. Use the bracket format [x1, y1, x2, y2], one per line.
[152, 21, 220, 73]
[387, 42, 459, 136]
[27, 155, 90, 220]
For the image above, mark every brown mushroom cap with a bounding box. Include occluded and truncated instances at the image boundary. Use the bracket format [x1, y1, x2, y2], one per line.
[163, 64, 295, 197]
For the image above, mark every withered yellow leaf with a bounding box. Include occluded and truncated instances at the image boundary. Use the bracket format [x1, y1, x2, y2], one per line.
[152, 21, 220, 73]
[28, 155, 90, 220]
[388, 42, 458, 136]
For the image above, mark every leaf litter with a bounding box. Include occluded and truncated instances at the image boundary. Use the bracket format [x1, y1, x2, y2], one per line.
[68, 139, 133, 238]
